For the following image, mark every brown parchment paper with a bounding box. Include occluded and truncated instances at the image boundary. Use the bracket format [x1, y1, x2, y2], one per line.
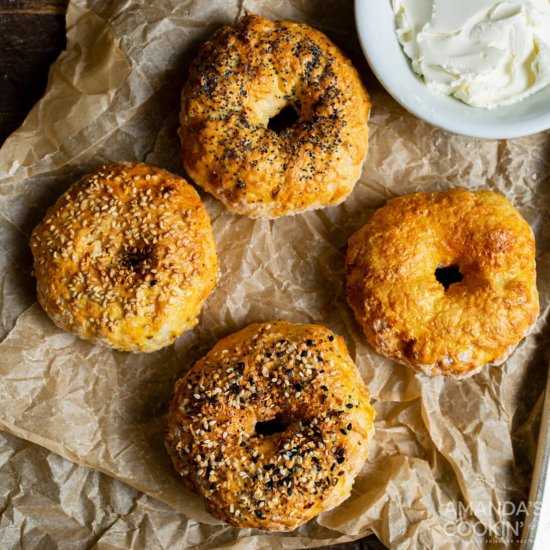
[1, 0, 550, 548]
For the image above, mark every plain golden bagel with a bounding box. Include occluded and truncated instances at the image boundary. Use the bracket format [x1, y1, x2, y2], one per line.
[30, 162, 218, 353]
[345, 189, 539, 378]
[166, 321, 375, 531]
[180, 14, 370, 218]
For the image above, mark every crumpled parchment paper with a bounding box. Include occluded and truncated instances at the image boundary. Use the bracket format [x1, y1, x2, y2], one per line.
[0, 0, 549, 548]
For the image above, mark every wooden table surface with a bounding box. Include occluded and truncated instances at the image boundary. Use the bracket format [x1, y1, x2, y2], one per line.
[0, 0, 67, 144]
[0, 1, 386, 548]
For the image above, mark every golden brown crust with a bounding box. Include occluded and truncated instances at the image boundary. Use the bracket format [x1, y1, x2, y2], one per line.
[165, 321, 375, 531]
[180, 14, 370, 218]
[30, 162, 218, 353]
[345, 189, 539, 378]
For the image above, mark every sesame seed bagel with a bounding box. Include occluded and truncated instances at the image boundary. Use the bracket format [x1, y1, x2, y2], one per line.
[30, 162, 218, 353]
[180, 14, 370, 218]
[346, 189, 539, 378]
[165, 321, 375, 531]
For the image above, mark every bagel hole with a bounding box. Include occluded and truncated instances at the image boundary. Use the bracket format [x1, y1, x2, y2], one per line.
[120, 246, 152, 270]
[255, 414, 289, 436]
[267, 105, 298, 134]
[435, 264, 463, 290]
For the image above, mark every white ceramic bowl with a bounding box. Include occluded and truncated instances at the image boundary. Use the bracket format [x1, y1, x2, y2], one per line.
[354, 0, 550, 139]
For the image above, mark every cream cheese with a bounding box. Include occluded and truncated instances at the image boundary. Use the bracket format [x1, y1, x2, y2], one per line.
[392, 0, 550, 108]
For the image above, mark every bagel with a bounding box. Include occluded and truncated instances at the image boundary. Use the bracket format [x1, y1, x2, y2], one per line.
[165, 321, 375, 531]
[345, 189, 539, 378]
[180, 14, 370, 218]
[30, 162, 218, 353]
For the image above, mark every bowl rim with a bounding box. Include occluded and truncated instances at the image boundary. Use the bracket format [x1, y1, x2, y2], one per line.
[354, 0, 550, 139]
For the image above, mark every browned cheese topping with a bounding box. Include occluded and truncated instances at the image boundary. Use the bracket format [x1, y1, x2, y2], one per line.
[346, 189, 539, 378]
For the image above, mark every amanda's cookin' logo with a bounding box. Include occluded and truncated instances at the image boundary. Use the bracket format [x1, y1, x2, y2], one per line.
[442, 500, 541, 543]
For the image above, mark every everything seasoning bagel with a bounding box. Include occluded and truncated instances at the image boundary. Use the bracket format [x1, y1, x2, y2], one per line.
[166, 321, 375, 531]
[180, 14, 370, 218]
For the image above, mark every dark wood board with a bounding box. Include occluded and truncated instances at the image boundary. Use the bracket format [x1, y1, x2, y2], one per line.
[0, 0, 68, 143]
